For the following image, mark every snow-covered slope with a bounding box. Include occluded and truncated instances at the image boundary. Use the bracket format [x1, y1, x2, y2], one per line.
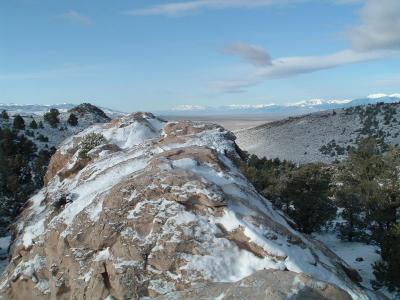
[0, 103, 113, 152]
[236, 102, 400, 164]
[0, 113, 383, 299]
[0, 103, 124, 119]
[0, 103, 75, 116]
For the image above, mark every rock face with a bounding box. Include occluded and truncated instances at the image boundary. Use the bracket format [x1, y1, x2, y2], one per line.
[155, 270, 353, 300]
[0, 113, 379, 299]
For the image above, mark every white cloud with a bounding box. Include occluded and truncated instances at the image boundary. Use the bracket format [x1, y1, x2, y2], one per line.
[127, 0, 303, 16]
[257, 49, 389, 77]
[214, 49, 395, 93]
[172, 104, 207, 111]
[350, 0, 400, 51]
[216, 0, 400, 93]
[222, 43, 272, 66]
[126, 0, 400, 93]
[62, 10, 92, 25]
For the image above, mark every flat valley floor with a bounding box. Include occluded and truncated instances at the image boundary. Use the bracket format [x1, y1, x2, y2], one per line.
[163, 114, 280, 132]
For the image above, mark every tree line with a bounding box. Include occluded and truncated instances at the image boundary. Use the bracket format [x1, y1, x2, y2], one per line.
[0, 109, 79, 234]
[241, 137, 400, 294]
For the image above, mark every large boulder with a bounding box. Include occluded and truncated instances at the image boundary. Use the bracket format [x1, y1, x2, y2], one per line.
[0, 113, 379, 299]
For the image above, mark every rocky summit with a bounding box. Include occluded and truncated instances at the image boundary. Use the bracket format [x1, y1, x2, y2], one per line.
[0, 113, 382, 299]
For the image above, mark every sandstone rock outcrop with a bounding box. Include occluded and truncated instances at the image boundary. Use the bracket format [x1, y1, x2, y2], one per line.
[0, 113, 381, 299]
[156, 269, 353, 300]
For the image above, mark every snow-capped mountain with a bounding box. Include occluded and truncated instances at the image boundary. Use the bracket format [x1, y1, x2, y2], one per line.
[367, 93, 400, 99]
[171, 104, 207, 111]
[0, 113, 381, 299]
[162, 94, 400, 116]
[291, 98, 352, 107]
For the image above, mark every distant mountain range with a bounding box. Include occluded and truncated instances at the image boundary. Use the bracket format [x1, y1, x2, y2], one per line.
[3, 93, 399, 118]
[161, 94, 400, 116]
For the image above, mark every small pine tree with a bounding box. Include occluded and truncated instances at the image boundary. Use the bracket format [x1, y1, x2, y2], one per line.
[335, 137, 384, 241]
[0, 128, 37, 225]
[36, 134, 49, 142]
[38, 121, 44, 129]
[336, 189, 366, 242]
[67, 113, 78, 126]
[43, 108, 60, 128]
[78, 132, 107, 159]
[30, 119, 38, 129]
[281, 163, 336, 234]
[25, 130, 34, 137]
[372, 224, 400, 294]
[366, 147, 400, 243]
[1, 110, 9, 120]
[32, 149, 55, 188]
[13, 115, 25, 130]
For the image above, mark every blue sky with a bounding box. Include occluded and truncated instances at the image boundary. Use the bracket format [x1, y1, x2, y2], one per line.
[1, 0, 399, 112]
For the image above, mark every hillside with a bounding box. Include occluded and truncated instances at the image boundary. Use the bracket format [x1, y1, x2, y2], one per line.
[0, 113, 381, 299]
[235, 102, 400, 164]
[0, 103, 123, 119]
[0, 103, 113, 235]
[0, 103, 112, 151]
[0, 104, 75, 116]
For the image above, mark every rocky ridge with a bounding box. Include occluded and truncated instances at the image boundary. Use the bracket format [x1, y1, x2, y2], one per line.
[0, 113, 382, 299]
